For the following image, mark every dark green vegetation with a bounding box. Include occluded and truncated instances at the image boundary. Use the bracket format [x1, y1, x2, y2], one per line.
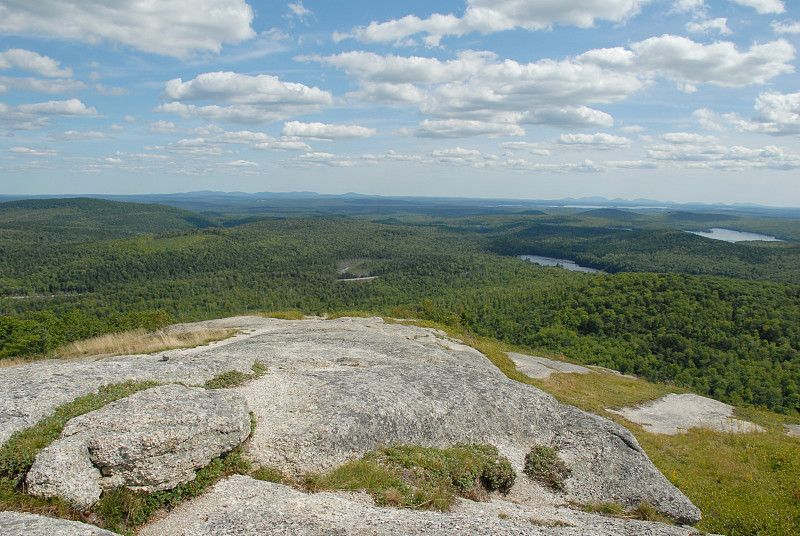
[303, 444, 515, 510]
[523, 445, 570, 492]
[0, 197, 798, 414]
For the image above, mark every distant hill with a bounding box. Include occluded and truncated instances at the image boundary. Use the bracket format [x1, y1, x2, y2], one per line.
[0, 198, 216, 243]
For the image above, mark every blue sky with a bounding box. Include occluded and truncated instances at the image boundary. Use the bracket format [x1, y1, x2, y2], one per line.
[1, 0, 799, 205]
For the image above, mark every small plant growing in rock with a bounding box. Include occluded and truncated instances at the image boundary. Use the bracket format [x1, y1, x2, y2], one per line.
[523, 445, 570, 492]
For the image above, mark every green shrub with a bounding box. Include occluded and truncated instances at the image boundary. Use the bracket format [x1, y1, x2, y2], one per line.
[304, 444, 516, 511]
[523, 445, 571, 492]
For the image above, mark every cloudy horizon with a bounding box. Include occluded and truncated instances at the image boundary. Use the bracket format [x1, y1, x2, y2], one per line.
[1, 0, 800, 206]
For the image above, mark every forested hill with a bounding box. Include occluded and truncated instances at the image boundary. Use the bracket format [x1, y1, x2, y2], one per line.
[0, 198, 216, 243]
[0, 198, 798, 414]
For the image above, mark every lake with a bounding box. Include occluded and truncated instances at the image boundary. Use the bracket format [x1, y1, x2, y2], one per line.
[518, 255, 606, 274]
[687, 228, 783, 243]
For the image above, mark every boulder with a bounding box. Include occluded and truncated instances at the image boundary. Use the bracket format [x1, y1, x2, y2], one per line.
[26, 385, 251, 508]
[0, 511, 121, 536]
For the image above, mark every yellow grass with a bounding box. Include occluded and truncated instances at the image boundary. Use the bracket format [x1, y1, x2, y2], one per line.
[54, 327, 238, 359]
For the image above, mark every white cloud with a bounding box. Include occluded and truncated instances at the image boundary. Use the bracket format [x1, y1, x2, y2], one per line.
[414, 119, 525, 138]
[729, 0, 785, 14]
[18, 98, 97, 116]
[8, 146, 58, 157]
[286, 2, 313, 22]
[227, 159, 258, 167]
[50, 130, 109, 140]
[661, 132, 718, 144]
[252, 140, 312, 151]
[95, 84, 127, 96]
[0, 98, 97, 130]
[281, 121, 376, 140]
[555, 132, 632, 149]
[772, 19, 800, 34]
[0, 76, 86, 93]
[161, 72, 332, 125]
[165, 72, 332, 106]
[429, 146, 498, 167]
[686, 18, 731, 35]
[0, 1, 255, 58]
[579, 35, 795, 87]
[671, 0, 706, 13]
[290, 152, 368, 167]
[520, 106, 615, 129]
[336, 0, 652, 45]
[0, 49, 72, 77]
[499, 141, 552, 156]
[720, 92, 800, 136]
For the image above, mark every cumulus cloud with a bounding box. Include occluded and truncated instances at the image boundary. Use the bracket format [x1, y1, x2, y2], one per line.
[429, 146, 498, 167]
[686, 18, 731, 35]
[0, 1, 255, 58]
[520, 106, 615, 129]
[413, 119, 524, 138]
[18, 98, 97, 116]
[49, 130, 109, 140]
[161, 72, 333, 125]
[772, 19, 800, 34]
[0, 98, 97, 130]
[0, 76, 86, 93]
[555, 132, 632, 149]
[729, 0, 785, 14]
[661, 132, 718, 144]
[8, 146, 58, 157]
[281, 121, 376, 140]
[307, 50, 638, 131]
[336, 0, 652, 46]
[0, 49, 72, 77]
[713, 92, 800, 136]
[227, 159, 258, 167]
[579, 35, 795, 87]
[286, 2, 313, 23]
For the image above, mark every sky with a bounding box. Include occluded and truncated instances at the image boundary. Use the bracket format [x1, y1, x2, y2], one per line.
[1, 0, 800, 205]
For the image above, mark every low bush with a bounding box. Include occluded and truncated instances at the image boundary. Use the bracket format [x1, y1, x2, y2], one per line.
[304, 443, 515, 511]
[523, 445, 571, 492]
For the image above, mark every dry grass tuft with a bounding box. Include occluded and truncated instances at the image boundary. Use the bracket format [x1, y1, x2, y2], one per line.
[54, 327, 237, 360]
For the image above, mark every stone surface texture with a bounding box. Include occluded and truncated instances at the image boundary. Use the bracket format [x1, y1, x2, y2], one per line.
[0, 511, 121, 536]
[141, 475, 703, 536]
[1, 316, 703, 527]
[508, 352, 593, 379]
[607, 393, 765, 435]
[26, 384, 251, 508]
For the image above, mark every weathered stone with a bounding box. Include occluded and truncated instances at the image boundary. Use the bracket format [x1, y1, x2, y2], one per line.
[235, 317, 701, 524]
[141, 475, 703, 536]
[0, 511, 121, 536]
[26, 385, 251, 508]
[607, 393, 765, 435]
[508, 352, 593, 379]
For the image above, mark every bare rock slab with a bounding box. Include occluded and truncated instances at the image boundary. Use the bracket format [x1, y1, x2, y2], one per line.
[508, 352, 593, 379]
[238, 317, 701, 524]
[0, 511, 121, 536]
[607, 393, 764, 435]
[26, 385, 251, 508]
[141, 475, 702, 536]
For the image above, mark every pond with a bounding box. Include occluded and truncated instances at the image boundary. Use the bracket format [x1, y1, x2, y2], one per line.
[686, 228, 783, 243]
[518, 255, 606, 274]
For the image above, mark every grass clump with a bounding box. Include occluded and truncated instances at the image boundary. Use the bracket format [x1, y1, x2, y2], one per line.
[304, 444, 515, 511]
[204, 362, 268, 389]
[55, 328, 237, 360]
[523, 445, 571, 492]
[251, 465, 290, 484]
[96, 448, 251, 534]
[256, 311, 305, 320]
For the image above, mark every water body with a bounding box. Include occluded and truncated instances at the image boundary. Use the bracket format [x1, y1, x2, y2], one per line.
[518, 255, 606, 274]
[687, 228, 783, 243]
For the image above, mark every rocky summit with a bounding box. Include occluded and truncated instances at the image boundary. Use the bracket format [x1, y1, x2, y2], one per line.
[1, 316, 703, 534]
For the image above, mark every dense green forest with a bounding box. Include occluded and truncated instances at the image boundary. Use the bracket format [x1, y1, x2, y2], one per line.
[1, 198, 798, 414]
